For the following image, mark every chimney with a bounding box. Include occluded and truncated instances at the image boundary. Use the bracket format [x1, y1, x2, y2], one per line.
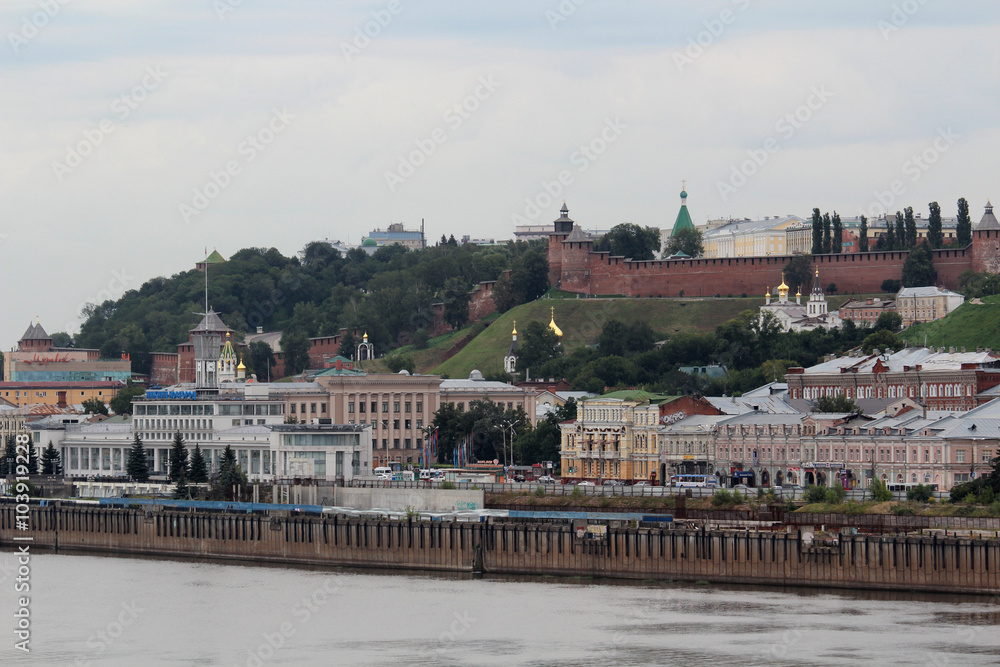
[949, 347, 956, 353]
[256, 326, 263, 334]
[961, 347, 966, 353]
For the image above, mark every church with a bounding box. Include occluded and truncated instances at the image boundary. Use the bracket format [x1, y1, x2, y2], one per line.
[759, 269, 842, 332]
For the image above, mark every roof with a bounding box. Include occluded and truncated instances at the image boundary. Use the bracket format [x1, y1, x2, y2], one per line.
[564, 225, 590, 243]
[20, 322, 51, 341]
[440, 370, 527, 393]
[671, 191, 695, 236]
[703, 215, 805, 239]
[897, 286, 962, 299]
[705, 395, 803, 415]
[201, 249, 226, 264]
[718, 412, 806, 427]
[797, 347, 999, 376]
[191, 309, 229, 333]
[977, 201, 1000, 231]
[0, 381, 121, 388]
[244, 330, 283, 353]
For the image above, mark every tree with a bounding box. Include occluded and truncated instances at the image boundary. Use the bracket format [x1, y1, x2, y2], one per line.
[927, 201, 942, 249]
[41, 443, 61, 475]
[813, 394, 861, 414]
[592, 223, 661, 261]
[27, 442, 38, 474]
[822, 212, 832, 254]
[859, 215, 869, 252]
[337, 331, 357, 361]
[904, 206, 917, 249]
[188, 445, 208, 483]
[902, 242, 937, 287]
[110, 381, 145, 415]
[51, 332, 74, 347]
[884, 216, 895, 251]
[442, 277, 471, 330]
[126, 434, 149, 481]
[874, 311, 903, 332]
[861, 329, 902, 354]
[216, 445, 246, 500]
[869, 478, 892, 502]
[82, 398, 109, 416]
[515, 321, 562, 375]
[280, 329, 311, 376]
[664, 227, 703, 258]
[783, 254, 813, 294]
[811, 208, 823, 255]
[895, 211, 906, 249]
[1, 436, 15, 475]
[168, 431, 188, 482]
[492, 249, 549, 312]
[956, 197, 972, 247]
[248, 340, 276, 380]
[831, 211, 842, 254]
[880, 279, 901, 293]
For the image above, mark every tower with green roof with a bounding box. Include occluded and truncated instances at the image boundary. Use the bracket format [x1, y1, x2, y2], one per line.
[670, 183, 695, 237]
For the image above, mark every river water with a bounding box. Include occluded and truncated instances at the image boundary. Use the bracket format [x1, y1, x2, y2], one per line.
[0, 552, 998, 666]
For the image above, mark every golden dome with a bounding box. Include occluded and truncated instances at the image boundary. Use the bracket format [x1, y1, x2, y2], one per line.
[548, 307, 563, 338]
[777, 273, 789, 292]
[511, 320, 517, 336]
[237, 354, 246, 371]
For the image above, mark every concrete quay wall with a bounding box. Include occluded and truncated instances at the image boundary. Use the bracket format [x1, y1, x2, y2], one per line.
[2, 506, 998, 595]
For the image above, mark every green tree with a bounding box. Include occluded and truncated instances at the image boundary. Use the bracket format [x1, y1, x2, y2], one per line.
[492, 249, 549, 312]
[957, 270, 1000, 299]
[280, 329, 311, 376]
[859, 215, 869, 252]
[927, 201, 942, 249]
[874, 311, 902, 332]
[248, 340, 276, 381]
[902, 242, 937, 287]
[895, 211, 906, 249]
[82, 398, 109, 416]
[664, 227, 703, 257]
[814, 394, 861, 414]
[41, 443, 61, 475]
[783, 254, 813, 294]
[861, 329, 902, 354]
[110, 381, 145, 415]
[904, 206, 918, 249]
[385, 355, 415, 373]
[869, 478, 892, 502]
[822, 212, 832, 254]
[593, 222, 661, 261]
[216, 445, 245, 499]
[811, 208, 823, 254]
[337, 331, 357, 360]
[442, 277, 471, 330]
[956, 197, 972, 247]
[1, 436, 15, 475]
[51, 332, 73, 347]
[27, 441, 38, 474]
[188, 444, 208, 483]
[126, 434, 150, 481]
[884, 216, 895, 251]
[168, 431, 188, 483]
[831, 211, 842, 254]
[515, 321, 562, 375]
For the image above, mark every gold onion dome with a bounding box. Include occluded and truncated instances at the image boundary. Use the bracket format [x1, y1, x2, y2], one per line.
[548, 307, 563, 338]
[511, 320, 517, 336]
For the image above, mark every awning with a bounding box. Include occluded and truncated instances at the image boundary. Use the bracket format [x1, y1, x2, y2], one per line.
[733, 471, 755, 478]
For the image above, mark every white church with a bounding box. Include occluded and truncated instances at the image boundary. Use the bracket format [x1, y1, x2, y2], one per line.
[760, 269, 843, 333]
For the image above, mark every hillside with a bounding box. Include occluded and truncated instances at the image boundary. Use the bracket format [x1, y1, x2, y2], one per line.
[432, 297, 766, 379]
[901, 294, 1000, 351]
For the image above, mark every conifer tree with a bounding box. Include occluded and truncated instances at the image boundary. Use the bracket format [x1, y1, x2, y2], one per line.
[126, 434, 150, 482]
[822, 212, 832, 253]
[831, 211, 842, 254]
[811, 208, 823, 254]
[884, 217, 895, 251]
[859, 215, 869, 252]
[895, 211, 906, 249]
[904, 206, 917, 249]
[27, 441, 38, 474]
[927, 201, 942, 249]
[216, 445, 243, 500]
[41, 443, 62, 475]
[168, 431, 188, 483]
[956, 197, 972, 247]
[188, 444, 208, 483]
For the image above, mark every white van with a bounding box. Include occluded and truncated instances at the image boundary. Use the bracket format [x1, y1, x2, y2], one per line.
[373, 466, 393, 477]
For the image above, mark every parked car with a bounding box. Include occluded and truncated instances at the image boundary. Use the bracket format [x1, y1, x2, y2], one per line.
[603, 480, 626, 486]
[633, 481, 649, 487]
[537, 476, 556, 484]
[576, 481, 595, 486]
[731, 484, 749, 494]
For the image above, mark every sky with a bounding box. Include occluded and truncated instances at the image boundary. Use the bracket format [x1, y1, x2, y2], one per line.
[2, 0, 999, 348]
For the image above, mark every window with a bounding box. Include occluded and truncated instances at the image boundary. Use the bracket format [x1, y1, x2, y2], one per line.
[359, 401, 366, 413]
[394, 401, 400, 413]
[956, 450, 966, 463]
[405, 401, 411, 413]
[416, 401, 422, 413]
[371, 402, 377, 413]
[393, 438, 400, 449]
[405, 419, 411, 429]
[348, 402, 354, 413]
[382, 402, 389, 413]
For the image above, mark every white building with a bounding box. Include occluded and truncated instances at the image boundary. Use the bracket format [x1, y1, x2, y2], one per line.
[760, 270, 842, 332]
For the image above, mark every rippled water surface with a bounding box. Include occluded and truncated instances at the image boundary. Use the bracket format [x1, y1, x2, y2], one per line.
[0, 552, 998, 666]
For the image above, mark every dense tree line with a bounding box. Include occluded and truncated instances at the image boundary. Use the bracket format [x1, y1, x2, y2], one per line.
[70, 239, 547, 373]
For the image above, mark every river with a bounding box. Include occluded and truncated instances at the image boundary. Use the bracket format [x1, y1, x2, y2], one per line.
[0, 552, 998, 666]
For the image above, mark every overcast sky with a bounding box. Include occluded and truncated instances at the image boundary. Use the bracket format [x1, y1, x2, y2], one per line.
[2, 0, 998, 348]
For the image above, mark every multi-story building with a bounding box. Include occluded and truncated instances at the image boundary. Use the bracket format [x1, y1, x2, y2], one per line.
[362, 222, 426, 250]
[3, 322, 131, 383]
[785, 347, 1000, 411]
[0, 381, 123, 409]
[895, 286, 965, 326]
[702, 215, 808, 258]
[760, 270, 842, 332]
[838, 297, 896, 325]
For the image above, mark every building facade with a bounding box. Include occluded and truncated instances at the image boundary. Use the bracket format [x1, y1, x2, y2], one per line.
[896, 286, 965, 327]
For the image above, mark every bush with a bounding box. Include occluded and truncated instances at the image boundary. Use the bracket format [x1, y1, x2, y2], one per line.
[534, 485, 546, 498]
[572, 485, 584, 499]
[439, 481, 456, 490]
[711, 489, 737, 507]
[804, 485, 828, 504]
[891, 504, 916, 516]
[826, 283, 838, 294]
[988, 501, 1000, 517]
[955, 504, 976, 516]
[980, 487, 996, 505]
[869, 479, 892, 502]
[881, 278, 901, 293]
[825, 486, 846, 504]
[906, 484, 934, 503]
[411, 329, 430, 349]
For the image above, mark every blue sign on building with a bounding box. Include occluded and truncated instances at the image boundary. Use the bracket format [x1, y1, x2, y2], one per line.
[146, 390, 198, 400]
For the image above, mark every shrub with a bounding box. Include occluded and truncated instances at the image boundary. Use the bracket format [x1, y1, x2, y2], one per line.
[411, 329, 430, 350]
[869, 479, 892, 502]
[711, 489, 737, 507]
[881, 278, 901, 293]
[988, 501, 1000, 517]
[906, 484, 934, 503]
[980, 487, 996, 505]
[534, 485, 546, 498]
[784, 499, 798, 513]
[804, 485, 828, 504]
[439, 481, 456, 490]
[891, 504, 916, 516]
[955, 504, 975, 516]
[825, 486, 846, 504]
[572, 485, 584, 499]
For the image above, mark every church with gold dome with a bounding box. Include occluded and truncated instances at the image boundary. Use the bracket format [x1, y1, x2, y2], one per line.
[503, 307, 563, 375]
[759, 269, 842, 333]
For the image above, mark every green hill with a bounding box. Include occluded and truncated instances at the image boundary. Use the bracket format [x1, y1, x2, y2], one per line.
[901, 294, 1000, 351]
[432, 297, 766, 379]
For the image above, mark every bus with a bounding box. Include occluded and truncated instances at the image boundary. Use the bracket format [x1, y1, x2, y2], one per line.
[886, 482, 938, 493]
[670, 474, 718, 488]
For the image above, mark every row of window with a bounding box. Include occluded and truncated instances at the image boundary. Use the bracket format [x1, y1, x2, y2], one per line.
[373, 438, 424, 450]
[136, 418, 215, 431]
[347, 400, 423, 414]
[348, 419, 422, 430]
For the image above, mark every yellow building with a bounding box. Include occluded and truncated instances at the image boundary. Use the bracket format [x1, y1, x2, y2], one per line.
[703, 215, 808, 258]
[0, 382, 122, 409]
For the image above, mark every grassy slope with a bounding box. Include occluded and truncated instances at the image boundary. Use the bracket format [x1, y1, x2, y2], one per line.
[900, 294, 1000, 351]
[432, 297, 766, 379]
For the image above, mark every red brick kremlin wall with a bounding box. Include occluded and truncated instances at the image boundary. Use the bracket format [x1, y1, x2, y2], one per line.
[549, 231, 989, 298]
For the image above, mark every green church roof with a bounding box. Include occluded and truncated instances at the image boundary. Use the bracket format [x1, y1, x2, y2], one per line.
[670, 189, 694, 236]
[202, 249, 225, 264]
